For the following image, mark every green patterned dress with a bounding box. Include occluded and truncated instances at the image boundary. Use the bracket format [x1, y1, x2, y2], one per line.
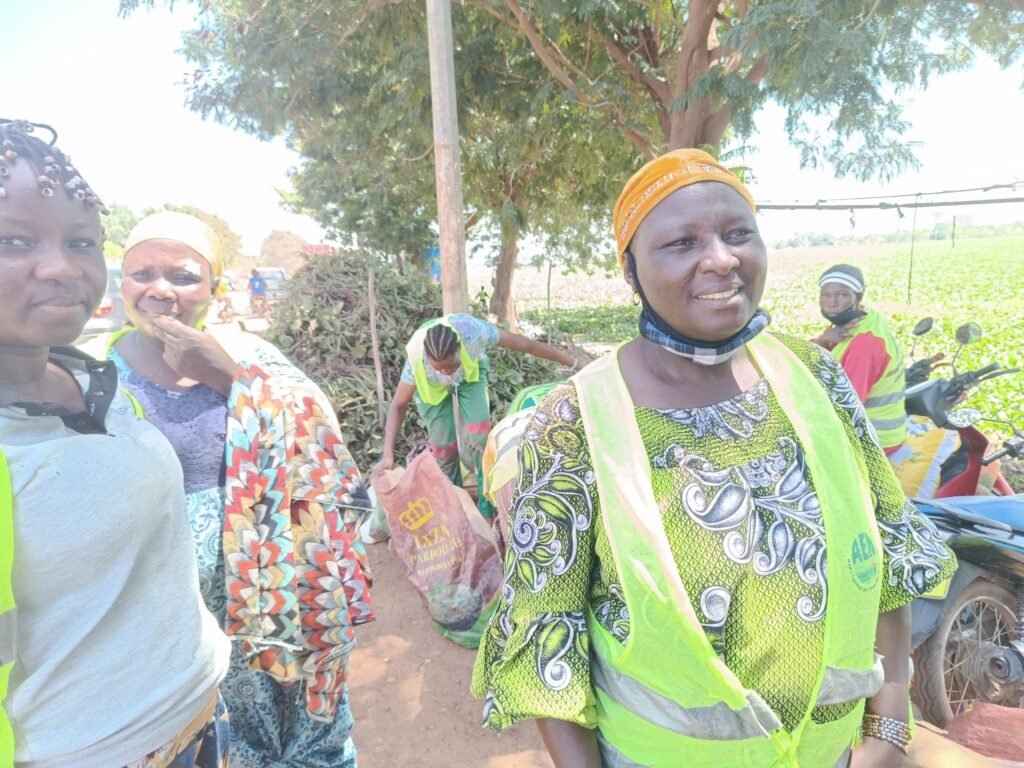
[471, 335, 955, 733]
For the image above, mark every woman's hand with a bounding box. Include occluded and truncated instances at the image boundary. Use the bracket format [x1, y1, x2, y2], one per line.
[850, 736, 906, 768]
[855, 605, 912, 767]
[816, 324, 854, 347]
[148, 316, 236, 396]
[371, 457, 396, 482]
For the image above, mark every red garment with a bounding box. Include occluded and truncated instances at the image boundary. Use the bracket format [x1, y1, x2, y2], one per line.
[820, 331, 899, 454]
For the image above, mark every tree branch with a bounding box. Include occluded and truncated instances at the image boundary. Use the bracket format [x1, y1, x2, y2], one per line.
[502, 0, 592, 85]
[329, 0, 404, 55]
[700, 54, 767, 145]
[744, 55, 768, 85]
[404, 144, 434, 163]
[597, 29, 671, 105]
[501, 0, 659, 156]
[852, 0, 883, 32]
[668, 0, 720, 148]
[615, 120, 660, 158]
[702, 104, 733, 147]
[477, 2, 517, 28]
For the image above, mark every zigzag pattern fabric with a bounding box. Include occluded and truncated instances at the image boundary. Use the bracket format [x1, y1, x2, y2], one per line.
[223, 363, 374, 722]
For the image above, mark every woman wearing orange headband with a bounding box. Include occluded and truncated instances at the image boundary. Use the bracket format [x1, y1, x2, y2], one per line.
[472, 150, 955, 767]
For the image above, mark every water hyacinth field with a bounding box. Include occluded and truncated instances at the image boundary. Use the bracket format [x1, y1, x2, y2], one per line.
[509, 236, 1024, 438]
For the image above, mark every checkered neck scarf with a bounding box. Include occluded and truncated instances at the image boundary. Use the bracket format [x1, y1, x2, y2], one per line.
[638, 307, 771, 365]
[626, 249, 770, 365]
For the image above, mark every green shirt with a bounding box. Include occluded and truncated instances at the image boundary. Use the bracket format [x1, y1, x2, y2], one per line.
[472, 335, 955, 732]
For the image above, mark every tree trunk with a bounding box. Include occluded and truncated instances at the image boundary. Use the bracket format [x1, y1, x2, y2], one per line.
[489, 212, 519, 330]
[667, 0, 720, 150]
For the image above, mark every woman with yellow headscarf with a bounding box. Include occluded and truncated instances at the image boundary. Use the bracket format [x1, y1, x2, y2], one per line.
[99, 211, 375, 768]
[471, 150, 956, 767]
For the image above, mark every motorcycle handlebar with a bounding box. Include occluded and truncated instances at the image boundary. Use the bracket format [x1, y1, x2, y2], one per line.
[982, 446, 1010, 466]
[906, 362, 1020, 429]
[947, 363, 1003, 396]
[982, 435, 1024, 466]
[961, 362, 1001, 382]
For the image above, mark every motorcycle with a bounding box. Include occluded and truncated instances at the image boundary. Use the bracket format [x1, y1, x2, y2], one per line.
[906, 321, 1024, 726]
[904, 321, 1018, 497]
[250, 293, 269, 319]
[216, 295, 235, 324]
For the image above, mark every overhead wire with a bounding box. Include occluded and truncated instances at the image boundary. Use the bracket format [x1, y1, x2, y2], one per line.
[758, 196, 1024, 211]
[758, 180, 1023, 208]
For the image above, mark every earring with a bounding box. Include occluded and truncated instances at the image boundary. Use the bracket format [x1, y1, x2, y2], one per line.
[632, 291, 641, 307]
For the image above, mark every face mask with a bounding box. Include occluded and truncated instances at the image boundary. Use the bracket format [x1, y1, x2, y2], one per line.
[428, 361, 464, 386]
[627, 250, 770, 365]
[821, 306, 864, 327]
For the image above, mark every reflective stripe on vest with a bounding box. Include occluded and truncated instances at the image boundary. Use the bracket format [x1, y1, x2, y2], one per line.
[592, 651, 783, 740]
[572, 333, 883, 767]
[1, 450, 16, 765]
[406, 317, 480, 405]
[831, 308, 907, 449]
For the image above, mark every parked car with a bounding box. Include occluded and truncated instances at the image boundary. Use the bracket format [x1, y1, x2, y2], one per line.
[77, 266, 127, 342]
[256, 267, 288, 303]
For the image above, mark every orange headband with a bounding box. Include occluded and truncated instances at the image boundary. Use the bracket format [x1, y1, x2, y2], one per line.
[612, 148, 756, 267]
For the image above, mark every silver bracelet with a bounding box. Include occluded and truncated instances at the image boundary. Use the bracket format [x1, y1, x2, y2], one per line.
[861, 714, 911, 755]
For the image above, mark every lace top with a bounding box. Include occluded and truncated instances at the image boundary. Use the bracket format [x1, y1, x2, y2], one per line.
[109, 348, 227, 495]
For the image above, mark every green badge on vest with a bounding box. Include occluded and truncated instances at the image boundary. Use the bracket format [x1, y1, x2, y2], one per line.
[848, 532, 880, 591]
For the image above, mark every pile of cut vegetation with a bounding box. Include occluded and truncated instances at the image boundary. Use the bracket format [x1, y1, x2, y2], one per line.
[269, 250, 566, 470]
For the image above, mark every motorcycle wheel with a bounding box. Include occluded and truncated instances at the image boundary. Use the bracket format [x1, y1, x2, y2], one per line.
[911, 578, 1018, 726]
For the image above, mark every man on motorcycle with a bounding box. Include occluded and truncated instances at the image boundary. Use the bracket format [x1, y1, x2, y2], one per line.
[248, 268, 268, 316]
[813, 264, 909, 461]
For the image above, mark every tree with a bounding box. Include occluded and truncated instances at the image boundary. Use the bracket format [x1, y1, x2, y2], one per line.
[121, 0, 635, 323]
[456, 13, 637, 323]
[471, 0, 1022, 178]
[260, 229, 308, 272]
[144, 203, 245, 267]
[103, 241, 125, 263]
[120, 0, 1021, 322]
[103, 203, 140, 247]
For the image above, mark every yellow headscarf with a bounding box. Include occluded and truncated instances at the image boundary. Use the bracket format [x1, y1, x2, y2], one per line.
[124, 211, 225, 280]
[612, 148, 756, 267]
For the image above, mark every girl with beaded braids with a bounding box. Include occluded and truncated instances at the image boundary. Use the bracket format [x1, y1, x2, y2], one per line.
[376, 314, 580, 515]
[0, 118, 231, 767]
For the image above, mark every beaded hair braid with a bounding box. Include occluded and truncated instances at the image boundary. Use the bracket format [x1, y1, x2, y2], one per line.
[0, 118, 107, 213]
[424, 324, 460, 361]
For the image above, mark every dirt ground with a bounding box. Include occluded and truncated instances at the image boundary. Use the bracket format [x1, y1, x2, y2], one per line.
[347, 541, 554, 768]
[346, 540, 1022, 768]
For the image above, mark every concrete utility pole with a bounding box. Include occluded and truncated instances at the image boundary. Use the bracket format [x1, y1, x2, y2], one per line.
[425, 0, 469, 314]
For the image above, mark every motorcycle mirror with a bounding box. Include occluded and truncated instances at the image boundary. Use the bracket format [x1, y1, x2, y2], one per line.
[912, 317, 933, 336]
[955, 322, 983, 346]
[946, 407, 984, 429]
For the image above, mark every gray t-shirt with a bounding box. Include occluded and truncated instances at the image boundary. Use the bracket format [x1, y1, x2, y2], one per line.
[2, 354, 230, 768]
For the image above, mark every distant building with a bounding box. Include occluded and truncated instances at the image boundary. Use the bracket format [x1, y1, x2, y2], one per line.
[302, 244, 334, 256]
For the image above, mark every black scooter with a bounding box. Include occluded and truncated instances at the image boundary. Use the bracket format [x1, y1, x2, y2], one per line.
[907, 323, 1024, 726]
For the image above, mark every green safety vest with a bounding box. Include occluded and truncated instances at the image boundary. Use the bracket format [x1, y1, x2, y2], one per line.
[831, 309, 907, 450]
[406, 317, 480, 406]
[0, 451, 14, 766]
[573, 333, 885, 767]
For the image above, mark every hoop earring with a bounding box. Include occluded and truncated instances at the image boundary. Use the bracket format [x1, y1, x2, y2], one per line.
[632, 291, 641, 307]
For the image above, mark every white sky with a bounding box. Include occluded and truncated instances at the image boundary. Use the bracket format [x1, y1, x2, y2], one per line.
[5, 0, 1023, 252]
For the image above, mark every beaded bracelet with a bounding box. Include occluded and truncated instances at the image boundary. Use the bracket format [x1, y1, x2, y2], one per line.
[861, 713, 911, 755]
